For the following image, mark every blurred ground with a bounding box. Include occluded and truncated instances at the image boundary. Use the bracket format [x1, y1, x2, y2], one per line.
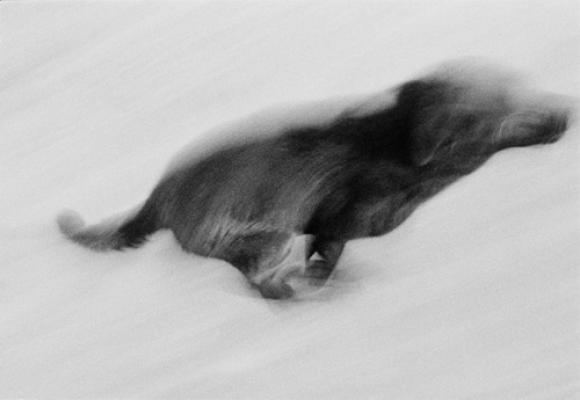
[0, 1, 579, 398]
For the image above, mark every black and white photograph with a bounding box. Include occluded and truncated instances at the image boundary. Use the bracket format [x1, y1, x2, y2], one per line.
[1, 0, 578, 398]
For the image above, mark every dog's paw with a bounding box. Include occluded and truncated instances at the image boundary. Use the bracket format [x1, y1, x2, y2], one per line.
[257, 280, 295, 300]
[305, 259, 334, 286]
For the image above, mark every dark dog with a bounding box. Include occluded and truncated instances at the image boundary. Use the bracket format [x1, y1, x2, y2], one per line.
[58, 62, 569, 299]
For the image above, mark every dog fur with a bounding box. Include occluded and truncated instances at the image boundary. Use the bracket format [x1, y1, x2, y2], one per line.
[58, 62, 569, 299]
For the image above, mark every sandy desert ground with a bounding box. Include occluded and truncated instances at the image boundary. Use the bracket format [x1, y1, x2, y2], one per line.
[1, 1, 579, 398]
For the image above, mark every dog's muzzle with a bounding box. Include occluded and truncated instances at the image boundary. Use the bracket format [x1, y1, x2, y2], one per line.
[497, 108, 570, 147]
[540, 111, 568, 143]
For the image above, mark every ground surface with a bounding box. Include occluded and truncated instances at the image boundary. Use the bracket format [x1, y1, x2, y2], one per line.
[1, 1, 579, 398]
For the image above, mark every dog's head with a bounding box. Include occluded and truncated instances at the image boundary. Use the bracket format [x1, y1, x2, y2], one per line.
[394, 63, 571, 167]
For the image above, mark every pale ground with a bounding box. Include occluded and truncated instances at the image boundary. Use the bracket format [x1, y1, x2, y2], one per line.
[1, 1, 579, 398]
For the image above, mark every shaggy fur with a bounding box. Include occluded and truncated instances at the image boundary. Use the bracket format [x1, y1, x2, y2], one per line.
[58, 62, 569, 299]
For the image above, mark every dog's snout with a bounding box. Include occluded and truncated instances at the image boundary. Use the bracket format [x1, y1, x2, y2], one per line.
[542, 111, 569, 142]
[497, 107, 570, 147]
[554, 111, 568, 134]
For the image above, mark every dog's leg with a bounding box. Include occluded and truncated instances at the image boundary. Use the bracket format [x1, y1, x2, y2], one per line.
[305, 237, 345, 285]
[222, 231, 306, 299]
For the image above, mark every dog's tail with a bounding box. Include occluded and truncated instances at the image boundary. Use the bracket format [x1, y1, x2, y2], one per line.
[56, 200, 159, 251]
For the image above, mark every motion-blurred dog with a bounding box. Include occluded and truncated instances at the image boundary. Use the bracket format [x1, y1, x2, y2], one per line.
[58, 62, 569, 299]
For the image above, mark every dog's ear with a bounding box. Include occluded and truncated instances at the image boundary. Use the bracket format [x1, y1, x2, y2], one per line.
[412, 134, 447, 166]
[409, 111, 454, 166]
[395, 80, 452, 166]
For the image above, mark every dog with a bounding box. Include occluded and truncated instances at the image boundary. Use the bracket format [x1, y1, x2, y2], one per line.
[57, 62, 570, 299]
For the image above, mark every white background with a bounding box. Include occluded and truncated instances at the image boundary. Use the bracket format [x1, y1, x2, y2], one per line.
[1, 1, 578, 398]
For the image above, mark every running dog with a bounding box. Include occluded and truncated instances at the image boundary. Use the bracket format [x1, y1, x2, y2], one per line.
[58, 62, 570, 299]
